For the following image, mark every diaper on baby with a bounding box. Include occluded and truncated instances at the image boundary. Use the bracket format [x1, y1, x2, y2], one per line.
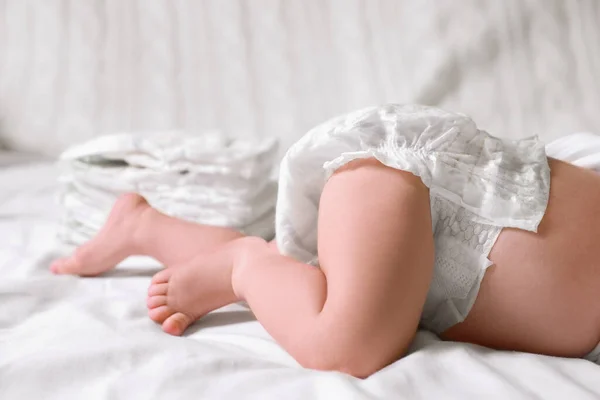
[275, 104, 550, 333]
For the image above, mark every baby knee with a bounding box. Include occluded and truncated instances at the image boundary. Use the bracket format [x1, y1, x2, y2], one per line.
[295, 338, 401, 379]
[299, 351, 389, 379]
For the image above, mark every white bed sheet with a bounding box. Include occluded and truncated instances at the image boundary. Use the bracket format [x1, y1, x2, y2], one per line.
[1, 160, 599, 400]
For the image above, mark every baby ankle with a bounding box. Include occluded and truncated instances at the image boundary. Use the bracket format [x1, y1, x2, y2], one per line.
[130, 205, 158, 253]
[230, 237, 268, 300]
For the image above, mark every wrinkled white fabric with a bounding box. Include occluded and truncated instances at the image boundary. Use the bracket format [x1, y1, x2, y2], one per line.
[584, 344, 600, 365]
[2, 138, 600, 400]
[58, 132, 279, 247]
[276, 104, 551, 332]
[545, 132, 600, 172]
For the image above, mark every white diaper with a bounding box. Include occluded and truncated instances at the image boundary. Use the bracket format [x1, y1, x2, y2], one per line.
[57, 132, 279, 246]
[275, 104, 551, 334]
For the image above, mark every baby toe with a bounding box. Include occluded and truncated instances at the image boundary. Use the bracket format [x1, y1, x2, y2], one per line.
[148, 305, 174, 323]
[50, 257, 79, 275]
[148, 283, 169, 296]
[162, 312, 194, 336]
[151, 268, 172, 284]
[49, 258, 65, 274]
[146, 295, 167, 309]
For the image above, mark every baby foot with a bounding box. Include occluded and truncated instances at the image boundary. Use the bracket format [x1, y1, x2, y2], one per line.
[50, 193, 152, 276]
[147, 249, 238, 336]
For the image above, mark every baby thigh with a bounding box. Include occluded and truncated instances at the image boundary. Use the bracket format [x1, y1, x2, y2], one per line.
[314, 158, 435, 372]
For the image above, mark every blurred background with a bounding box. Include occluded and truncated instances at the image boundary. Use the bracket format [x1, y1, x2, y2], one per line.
[1, 0, 599, 160]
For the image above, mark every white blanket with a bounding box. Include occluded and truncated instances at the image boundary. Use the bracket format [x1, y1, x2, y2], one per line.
[57, 133, 279, 247]
[0, 136, 599, 399]
[546, 132, 600, 171]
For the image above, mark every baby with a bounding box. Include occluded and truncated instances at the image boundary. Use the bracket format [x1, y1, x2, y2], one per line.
[51, 104, 600, 378]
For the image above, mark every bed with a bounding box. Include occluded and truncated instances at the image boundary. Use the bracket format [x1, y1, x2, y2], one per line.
[0, 156, 598, 398]
[1, 0, 600, 398]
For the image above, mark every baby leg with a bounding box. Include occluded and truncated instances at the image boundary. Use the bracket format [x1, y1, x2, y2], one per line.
[51, 193, 244, 276]
[147, 159, 434, 377]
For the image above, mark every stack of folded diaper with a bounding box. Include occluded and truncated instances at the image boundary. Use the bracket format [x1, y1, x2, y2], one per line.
[57, 132, 278, 247]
